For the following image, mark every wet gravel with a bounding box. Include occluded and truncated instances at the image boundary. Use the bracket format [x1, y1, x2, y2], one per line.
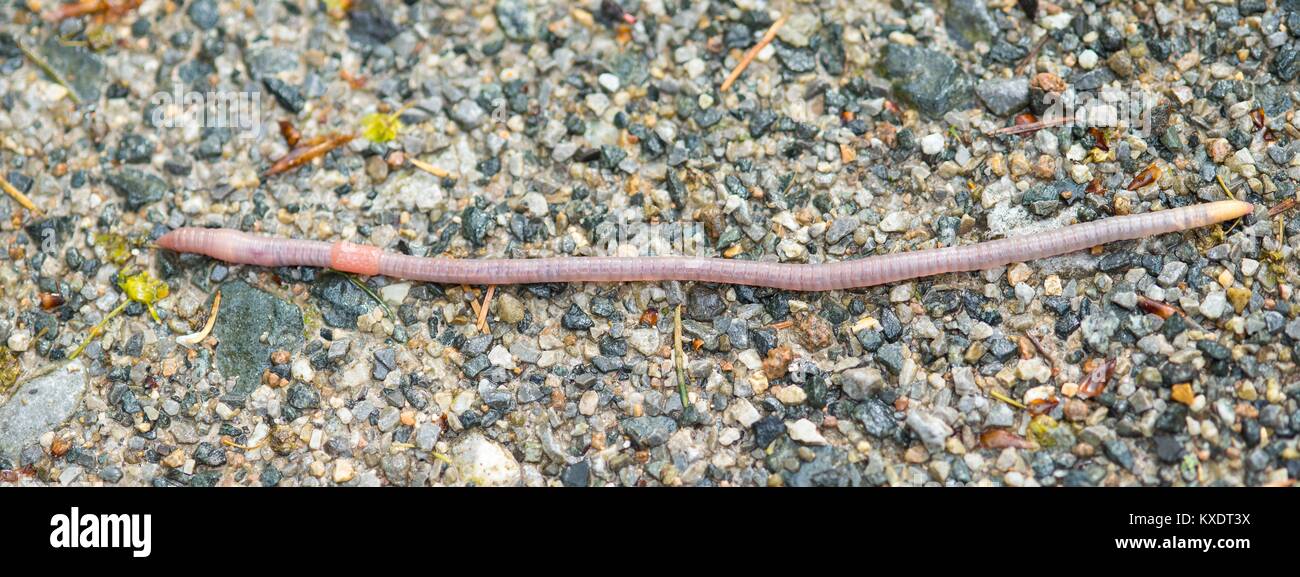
[1, 0, 1299, 486]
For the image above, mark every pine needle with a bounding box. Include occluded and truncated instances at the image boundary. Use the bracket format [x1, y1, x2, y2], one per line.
[68, 300, 128, 360]
[0, 172, 44, 216]
[989, 389, 1027, 410]
[408, 157, 451, 179]
[221, 435, 268, 451]
[476, 285, 495, 334]
[1215, 173, 1236, 200]
[345, 273, 394, 320]
[720, 14, 789, 92]
[674, 304, 689, 407]
[465, 284, 482, 318]
[990, 116, 1075, 136]
[177, 290, 222, 346]
[1216, 174, 1244, 234]
[17, 41, 81, 105]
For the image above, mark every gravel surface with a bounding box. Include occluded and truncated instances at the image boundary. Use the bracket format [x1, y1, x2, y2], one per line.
[1, 0, 1298, 487]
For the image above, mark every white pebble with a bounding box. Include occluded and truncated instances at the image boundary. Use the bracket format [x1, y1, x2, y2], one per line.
[726, 398, 761, 428]
[890, 283, 913, 302]
[879, 211, 912, 232]
[920, 133, 944, 155]
[522, 192, 549, 217]
[292, 357, 315, 382]
[1240, 258, 1260, 278]
[333, 459, 356, 483]
[584, 93, 610, 115]
[597, 73, 621, 92]
[1017, 358, 1052, 383]
[684, 58, 706, 79]
[380, 282, 410, 305]
[718, 427, 741, 446]
[6, 329, 32, 352]
[776, 386, 807, 405]
[1078, 49, 1098, 69]
[786, 419, 828, 445]
[216, 402, 238, 420]
[578, 391, 599, 415]
[488, 344, 516, 369]
[1040, 12, 1073, 30]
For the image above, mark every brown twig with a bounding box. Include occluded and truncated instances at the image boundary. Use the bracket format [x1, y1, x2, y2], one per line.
[263, 133, 354, 177]
[465, 285, 482, 319]
[221, 435, 269, 451]
[1021, 331, 1056, 373]
[990, 116, 1075, 136]
[720, 14, 789, 92]
[476, 285, 495, 333]
[1016, 35, 1050, 75]
[43, 0, 141, 22]
[1269, 197, 1297, 218]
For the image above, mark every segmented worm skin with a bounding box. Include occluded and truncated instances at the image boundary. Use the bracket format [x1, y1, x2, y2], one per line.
[157, 200, 1253, 291]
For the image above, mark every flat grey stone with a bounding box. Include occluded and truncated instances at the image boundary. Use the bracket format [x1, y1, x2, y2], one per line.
[0, 361, 87, 460]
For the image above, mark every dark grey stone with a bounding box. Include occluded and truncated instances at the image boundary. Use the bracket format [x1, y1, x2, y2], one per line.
[106, 168, 168, 210]
[621, 416, 677, 448]
[310, 274, 375, 329]
[879, 43, 972, 118]
[214, 281, 304, 397]
[976, 77, 1030, 116]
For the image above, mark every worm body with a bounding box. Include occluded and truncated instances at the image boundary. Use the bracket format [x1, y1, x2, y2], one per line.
[158, 200, 1252, 291]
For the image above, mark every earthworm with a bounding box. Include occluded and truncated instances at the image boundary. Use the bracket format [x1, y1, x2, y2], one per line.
[157, 200, 1253, 292]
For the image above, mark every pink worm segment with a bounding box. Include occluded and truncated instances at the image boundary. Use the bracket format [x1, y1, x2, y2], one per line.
[157, 201, 1253, 291]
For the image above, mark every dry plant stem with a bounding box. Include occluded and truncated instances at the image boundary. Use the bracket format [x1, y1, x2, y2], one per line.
[157, 201, 1254, 292]
[1270, 197, 1297, 218]
[0, 172, 44, 216]
[674, 304, 688, 407]
[476, 285, 495, 333]
[1016, 35, 1051, 75]
[991, 116, 1075, 135]
[177, 291, 222, 346]
[408, 157, 450, 178]
[69, 300, 128, 360]
[264, 133, 354, 177]
[17, 41, 81, 106]
[720, 15, 789, 92]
